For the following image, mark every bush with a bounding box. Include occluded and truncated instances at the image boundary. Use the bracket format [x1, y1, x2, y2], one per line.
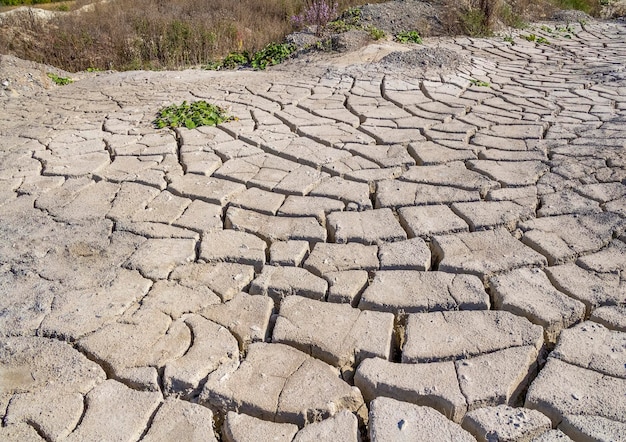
[153, 101, 233, 130]
[291, 0, 338, 36]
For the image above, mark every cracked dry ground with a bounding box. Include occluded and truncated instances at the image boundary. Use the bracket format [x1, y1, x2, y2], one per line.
[1, 19, 626, 442]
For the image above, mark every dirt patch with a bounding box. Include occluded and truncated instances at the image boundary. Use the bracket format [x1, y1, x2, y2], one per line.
[378, 46, 468, 72]
[357, 0, 447, 36]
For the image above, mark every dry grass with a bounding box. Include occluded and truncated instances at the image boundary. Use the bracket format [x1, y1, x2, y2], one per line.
[0, 0, 384, 71]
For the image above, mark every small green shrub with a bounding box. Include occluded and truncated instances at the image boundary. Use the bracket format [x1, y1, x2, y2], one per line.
[503, 35, 515, 44]
[460, 8, 492, 37]
[553, 0, 601, 15]
[47, 73, 73, 85]
[524, 33, 537, 41]
[154, 101, 233, 130]
[395, 30, 423, 44]
[469, 78, 490, 87]
[250, 42, 296, 70]
[368, 26, 386, 40]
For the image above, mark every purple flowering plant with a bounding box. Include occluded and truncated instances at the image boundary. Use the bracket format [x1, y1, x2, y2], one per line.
[291, 0, 339, 36]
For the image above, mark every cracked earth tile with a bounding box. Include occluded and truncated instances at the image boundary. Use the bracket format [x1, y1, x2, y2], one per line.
[590, 305, 626, 332]
[402, 310, 544, 363]
[142, 280, 220, 318]
[95, 156, 159, 183]
[230, 187, 286, 215]
[107, 182, 161, 221]
[576, 182, 626, 203]
[345, 143, 416, 168]
[277, 195, 344, 222]
[544, 263, 624, 314]
[452, 200, 534, 231]
[525, 358, 626, 426]
[309, 176, 372, 210]
[322, 154, 380, 176]
[355, 358, 467, 422]
[359, 271, 488, 314]
[456, 346, 539, 411]
[550, 321, 626, 379]
[325, 270, 369, 307]
[249, 266, 327, 304]
[39, 269, 151, 340]
[433, 228, 547, 281]
[402, 162, 499, 196]
[200, 342, 364, 426]
[226, 207, 326, 244]
[532, 429, 574, 441]
[131, 190, 191, 224]
[142, 398, 217, 442]
[124, 238, 196, 280]
[327, 208, 407, 245]
[172, 199, 223, 234]
[490, 268, 586, 343]
[222, 411, 298, 442]
[39, 151, 111, 178]
[201, 292, 274, 350]
[164, 314, 239, 398]
[520, 213, 626, 265]
[168, 175, 246, 205]
[409, 141, 478, 165]
[200, 230, 267, 272]
[273, 295, 394, 372]
[398, 205, 469, 237]
[368, 397, 475, 441]
[296, 125, 373, 150]
[213, 139, 265, 160]
[377, 237, 431, 270]
[17, 175, 64, 196]
[269, 240, 309, 266]
[64, 379, 161, 442]
[558, 415, 626, 442]
[538, 189, 602, 217]
[302, 242, 379, 276]
[344, 167, 403, 184]
[115, 220, 199, 240]
[486, 186, 539, 208]
[376, 180, 480, 208]
[180, 150, 222, 176]
[78, 308, 190, 377]
[468, 160, 549, 187]
[577, 239, 626, 273]
[462, 405, 552, 442]
[359, 125, 425, 145]
[170, 262, 255, 302]
[292, 410, 359, 442]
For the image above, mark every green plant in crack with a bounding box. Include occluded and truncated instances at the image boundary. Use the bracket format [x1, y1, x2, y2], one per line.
[503, 35, 515, 45]
[47, 72, 73, 86]
[153, 101, 234, 130]
[250, 42, 297, 70]
[469, 78, 490, 87]
[368, 26, 386, 40]
[395, 30, 423, 44]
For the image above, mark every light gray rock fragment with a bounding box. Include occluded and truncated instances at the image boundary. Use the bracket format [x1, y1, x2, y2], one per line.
[142, 398, 217, 442]
[226, 207, 326, 243]
[326, 270, 369, 306]
[490, 268, 586, 343]
[201, 292, 274, 350]
[222, 411, 298, 442]
[456, 346, 539, 411]
[398, 204, 469, 237]
[304, 242, 379, 276]
[590, 305, 626, 332]
[250, 266, 328, 304]
[327, 208, 407, 244]
[559, 414, 626, 442]
[355, 358, 467, 423]
[124, 238, 196, 280]
[293, 410, 359, 442]
[170, 262, 255, 302]
[378, 237, 431, 270]
[550, 321, 626, 379]
[64, 380, 162, 442]
[525, 358, 626, 426]
[200, 343, 364, 426]
[269, 240, 309, 266]
[433, 228, 547, 281]
[200, 229, 267, 271]
[164, 314, 239, 398]
[462, 405, 552, 442]
[360, 271, 489, 314]
[368, 397, 475, 441]
[273, 296, 394, 371]
[402, 310, 544, 363]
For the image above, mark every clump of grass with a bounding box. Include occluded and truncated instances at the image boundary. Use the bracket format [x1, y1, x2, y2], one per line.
[367, 26, 385, 40]
[47, 72, 72, 85]
[154, 101, 234, 130]
[395, 30, 423, 44]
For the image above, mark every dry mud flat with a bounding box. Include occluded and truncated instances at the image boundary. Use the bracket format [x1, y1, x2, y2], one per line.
[1, 15, 626, 442]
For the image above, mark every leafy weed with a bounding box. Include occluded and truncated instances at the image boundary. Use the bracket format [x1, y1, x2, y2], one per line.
[154, 101, 234, 130]
[395, 30, 423, 44]
[47, 73, 73, 86]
